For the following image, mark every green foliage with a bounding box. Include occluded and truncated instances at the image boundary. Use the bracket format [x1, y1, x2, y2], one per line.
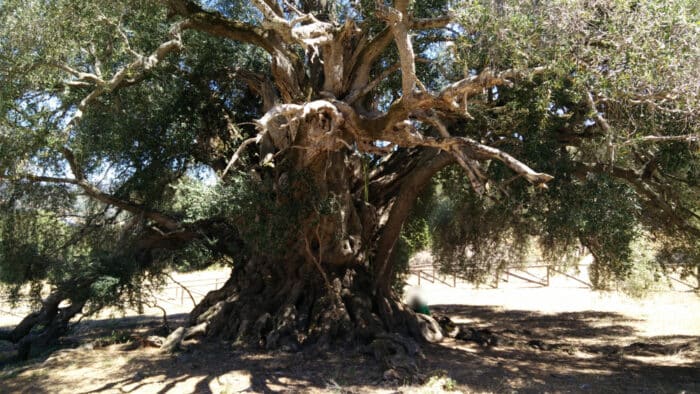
[391, 185, 436, 292]
[0, 0, 698, 325]
[89, 276, 121, 306]
[429, 172, 533, 284]
[655, 234, 700, 284]
[543, 175, 641, 286]
[172, 170, 343, 259]
[0, 0, 264, 312]
[413, 0, 699, 290]
[618, 237, 670, 298]
[0, 190, 172, 311]
[0, 210, 65, 286]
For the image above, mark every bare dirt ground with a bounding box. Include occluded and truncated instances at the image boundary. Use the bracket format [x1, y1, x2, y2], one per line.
[1, 270, 699, 393]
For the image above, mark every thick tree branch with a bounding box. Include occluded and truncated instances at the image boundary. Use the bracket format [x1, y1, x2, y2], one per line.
[376, 2, 418, 98]
[345, 67, 546, 138]
[348, 27, 394, 95]
[333, 100, 553, 188]
[373, 150, 454, 292]
[225, 67, 278, 111]
[438, 68, 546, 114]
[0, 174, 80, 186]
[169, 0, 307, 102]
[347, 9, 454, 99]
[364, 149, 424, 207]
[459, 138, 554, 186]
[411, 14, 453, 30]
[345, 63, 400, 104]
[424, 116, 486, 193]
[165, 0, 274, 53]
[76, 179, 181, 232]
[249, 0, 336, 53]
[251, 0, 295, 42]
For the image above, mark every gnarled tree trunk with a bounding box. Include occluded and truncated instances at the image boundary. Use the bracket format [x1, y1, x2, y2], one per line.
[165, 0, 552, 352]
[189, 119, 451, 349]
[1, 291, 85, 361]
[191, 258, 420, 350]
[3, 0, 554, 360]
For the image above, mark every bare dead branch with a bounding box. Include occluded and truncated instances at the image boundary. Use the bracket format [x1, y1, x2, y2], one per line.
[439, 67, 548, 111]
[422, 115, 485, 193]
[166, 273, 197, 307]
[221, 135, 262, 178]
[333, 98, 554, 188]
[462, 138, 554, 186]
[619, 134, 699, 146]
[251, 0, 294, 42]
[586, 91, 615, 164]
[51, 63, 104, 85]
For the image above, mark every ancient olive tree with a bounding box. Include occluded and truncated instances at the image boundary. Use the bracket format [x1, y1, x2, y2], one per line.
[0, 0, 698, 355]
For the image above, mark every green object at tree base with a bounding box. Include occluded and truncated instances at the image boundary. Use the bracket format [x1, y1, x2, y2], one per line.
[415, 304, 431, 316]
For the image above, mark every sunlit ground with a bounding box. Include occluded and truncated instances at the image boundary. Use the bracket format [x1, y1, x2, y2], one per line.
[1, 268, 698, 393]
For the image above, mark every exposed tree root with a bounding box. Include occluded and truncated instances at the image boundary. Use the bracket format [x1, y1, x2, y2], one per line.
[166, 258, 445, 381]
[0, 292, 85, 361]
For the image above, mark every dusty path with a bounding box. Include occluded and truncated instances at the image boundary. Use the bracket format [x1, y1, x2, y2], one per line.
[1, 271, 699, 393]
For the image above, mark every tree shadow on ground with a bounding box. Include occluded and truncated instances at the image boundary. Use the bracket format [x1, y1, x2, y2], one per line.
[2, 306, 699, 393]
[425, 305, 700, 393]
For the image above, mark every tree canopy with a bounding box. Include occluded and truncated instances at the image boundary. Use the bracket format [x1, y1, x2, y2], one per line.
[0, 0, 698, 356]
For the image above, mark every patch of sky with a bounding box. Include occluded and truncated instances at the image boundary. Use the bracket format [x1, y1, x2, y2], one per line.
[209, 80, 220, 92]
[86, 160, 120, 188]
[178, 60, 192, 73]
[9, 92, 63, 128]
[376, 89, 395, 112]
[187, 164, 218, 187]
[374, 140, 391, 148]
